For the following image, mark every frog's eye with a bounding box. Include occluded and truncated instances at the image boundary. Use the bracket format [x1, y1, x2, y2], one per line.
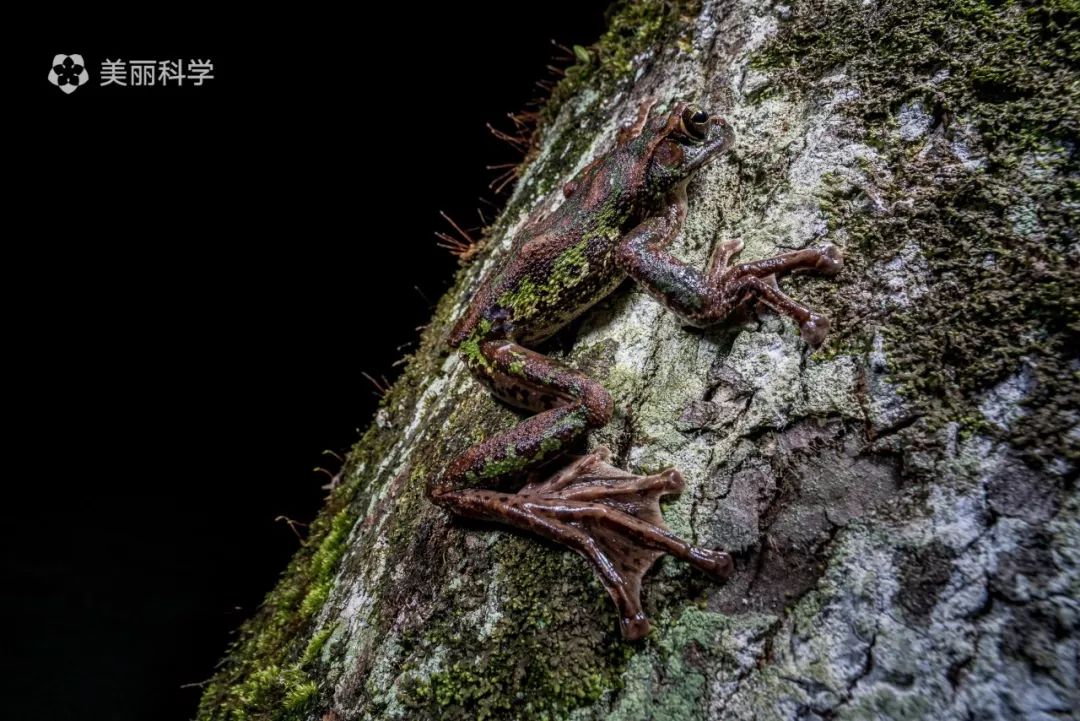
[681, 106, 710, 141]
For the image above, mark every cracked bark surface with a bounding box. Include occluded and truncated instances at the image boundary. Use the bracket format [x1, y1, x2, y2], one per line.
[199, 1, 1079, 719]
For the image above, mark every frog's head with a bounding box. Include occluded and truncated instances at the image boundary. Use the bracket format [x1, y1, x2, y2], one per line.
[643, 102, 735, 194]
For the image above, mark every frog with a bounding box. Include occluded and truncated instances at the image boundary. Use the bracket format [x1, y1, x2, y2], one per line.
[429, 98, 843, 639]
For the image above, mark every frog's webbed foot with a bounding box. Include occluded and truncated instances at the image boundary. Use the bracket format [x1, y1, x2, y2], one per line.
[442, 446, 732, 639]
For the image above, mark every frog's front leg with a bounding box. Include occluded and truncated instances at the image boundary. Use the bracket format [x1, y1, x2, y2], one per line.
[428, 338, 732, 639]
[617, 189, 843, 346]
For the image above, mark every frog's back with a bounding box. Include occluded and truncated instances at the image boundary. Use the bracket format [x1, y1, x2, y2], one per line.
[499, 222, 629, 343]
[449, 150, 644, 347]
[450, 210, 631, 347]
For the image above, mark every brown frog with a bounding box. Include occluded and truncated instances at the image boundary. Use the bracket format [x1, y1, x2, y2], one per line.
[429, 99, 842, 639]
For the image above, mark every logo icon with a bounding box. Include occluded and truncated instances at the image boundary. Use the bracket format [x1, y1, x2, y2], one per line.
[48, 54, 89, 94]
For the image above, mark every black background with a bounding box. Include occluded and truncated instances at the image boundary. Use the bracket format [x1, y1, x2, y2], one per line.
[6, 4, 608, 719]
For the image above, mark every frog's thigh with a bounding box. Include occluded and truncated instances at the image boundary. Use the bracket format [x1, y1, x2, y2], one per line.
[429, 342, 613, 496]
[473, 340, 612, 423]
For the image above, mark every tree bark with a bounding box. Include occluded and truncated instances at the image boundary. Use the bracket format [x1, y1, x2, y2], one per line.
[199, 1, 1079, 719]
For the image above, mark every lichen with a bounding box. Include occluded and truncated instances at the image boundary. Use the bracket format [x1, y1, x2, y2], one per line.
[607, 607, 735, 721]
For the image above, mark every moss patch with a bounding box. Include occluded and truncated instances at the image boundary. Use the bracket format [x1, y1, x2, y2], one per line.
[760, 0, 1080, 467]
[197, 263, 479, 719]
[398, 536, 635, 721]
[460, 318, 494, 371]
[608, 607, 775, 721]
[195, 492, 353, 719]
[542, 0, 690, 127]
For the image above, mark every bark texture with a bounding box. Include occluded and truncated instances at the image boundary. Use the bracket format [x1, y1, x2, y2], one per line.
[199, 1, 1079, 719]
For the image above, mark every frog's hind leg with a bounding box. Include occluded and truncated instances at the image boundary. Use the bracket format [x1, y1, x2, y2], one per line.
[439, 447, 733, 640]
[429, 341, 732, 639]
[429, 340, 614, 496]
[523, 448, 732, 639]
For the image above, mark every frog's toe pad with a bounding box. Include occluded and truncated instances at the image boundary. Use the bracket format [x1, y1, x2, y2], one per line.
[814, 243, 844, 276]
[719, 238, 745, 257]
[800, 313, 831, 347]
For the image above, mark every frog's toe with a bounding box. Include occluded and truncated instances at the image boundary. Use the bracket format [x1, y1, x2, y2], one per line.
[800, 313, 831, 347]
[814, 243, 844, 276]
[720, 238, 745, 256]
[621, 611, 652, 641]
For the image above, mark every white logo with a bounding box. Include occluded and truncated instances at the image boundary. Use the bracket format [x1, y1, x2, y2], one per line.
[48, 54, 89, 94]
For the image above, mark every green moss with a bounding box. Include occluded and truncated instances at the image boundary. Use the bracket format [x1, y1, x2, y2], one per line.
[197, 255, 482, 720]
[399, 536, 636, 721]
[760, 0, 1080, 466]
[281, 680, 318, 712]
[300, 625, 334, 666]
[542, 0, 688, 128]
[238, 669, 315, 716]
[299, 510, 353, 616]
[196, 499, 355, 719]
[459, 318, 494, 371]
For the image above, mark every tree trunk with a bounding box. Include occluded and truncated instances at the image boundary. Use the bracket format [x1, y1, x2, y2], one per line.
[198, 1, 1079, 719]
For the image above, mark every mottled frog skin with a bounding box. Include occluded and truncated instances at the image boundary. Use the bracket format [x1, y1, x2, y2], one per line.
[430, 99, 842, 639]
